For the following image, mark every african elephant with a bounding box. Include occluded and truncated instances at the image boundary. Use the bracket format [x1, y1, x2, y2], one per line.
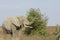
[56, 33, 60, 40]
[2, 16, 34, 36]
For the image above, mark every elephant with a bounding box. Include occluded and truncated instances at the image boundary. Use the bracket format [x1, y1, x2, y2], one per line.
[2, 16, 34, 36]
[56, 33, 60, 40]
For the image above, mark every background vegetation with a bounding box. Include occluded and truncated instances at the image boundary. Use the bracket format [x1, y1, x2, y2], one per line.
[24, 8, 48, 36]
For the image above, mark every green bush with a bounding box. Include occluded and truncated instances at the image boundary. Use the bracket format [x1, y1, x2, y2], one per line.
[54, 24, 60, 35]
[24, 8, 48, 36]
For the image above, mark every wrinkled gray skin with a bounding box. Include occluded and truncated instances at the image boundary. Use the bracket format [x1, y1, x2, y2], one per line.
[2, 16, 33, 36]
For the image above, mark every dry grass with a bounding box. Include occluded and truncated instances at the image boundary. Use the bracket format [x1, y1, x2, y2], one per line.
[0, 26, 57, 40]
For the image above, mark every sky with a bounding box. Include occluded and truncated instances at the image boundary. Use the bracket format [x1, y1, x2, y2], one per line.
[0, 0, 60, 26]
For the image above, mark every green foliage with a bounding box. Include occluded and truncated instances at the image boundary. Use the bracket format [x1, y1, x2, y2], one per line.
[24, 8, 48, 36]
[55, 24, 60, 35]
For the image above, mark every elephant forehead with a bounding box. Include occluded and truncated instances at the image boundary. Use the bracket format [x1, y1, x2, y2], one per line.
[11, 17, 21, 26]
[16, 16, 29, 24]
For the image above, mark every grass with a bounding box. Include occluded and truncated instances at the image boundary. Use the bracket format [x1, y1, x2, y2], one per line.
[0, 26, 57, 40]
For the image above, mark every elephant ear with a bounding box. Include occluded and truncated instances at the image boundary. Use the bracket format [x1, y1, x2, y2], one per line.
[2, 26, 13, 36]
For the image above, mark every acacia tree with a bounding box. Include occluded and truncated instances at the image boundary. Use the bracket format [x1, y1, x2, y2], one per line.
[24, 8, 48, 36]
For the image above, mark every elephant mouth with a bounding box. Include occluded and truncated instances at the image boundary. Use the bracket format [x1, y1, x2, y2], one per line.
[12, 23, 21, 30]
[12, 22, 33, 31]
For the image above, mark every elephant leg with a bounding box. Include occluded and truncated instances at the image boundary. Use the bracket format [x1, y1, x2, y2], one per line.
[12, 30, 20, 40]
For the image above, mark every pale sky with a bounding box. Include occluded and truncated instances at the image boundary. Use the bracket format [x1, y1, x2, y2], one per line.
[0, 0, 60, 26]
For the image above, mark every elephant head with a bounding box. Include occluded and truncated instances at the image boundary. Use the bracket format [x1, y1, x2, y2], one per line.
[16, 16, 37, 29]
[2, 16, 37, 36]
[11, 16, 37, 31]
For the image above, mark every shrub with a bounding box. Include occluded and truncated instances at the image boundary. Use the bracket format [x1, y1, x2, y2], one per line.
[24, 8, 48, 36]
